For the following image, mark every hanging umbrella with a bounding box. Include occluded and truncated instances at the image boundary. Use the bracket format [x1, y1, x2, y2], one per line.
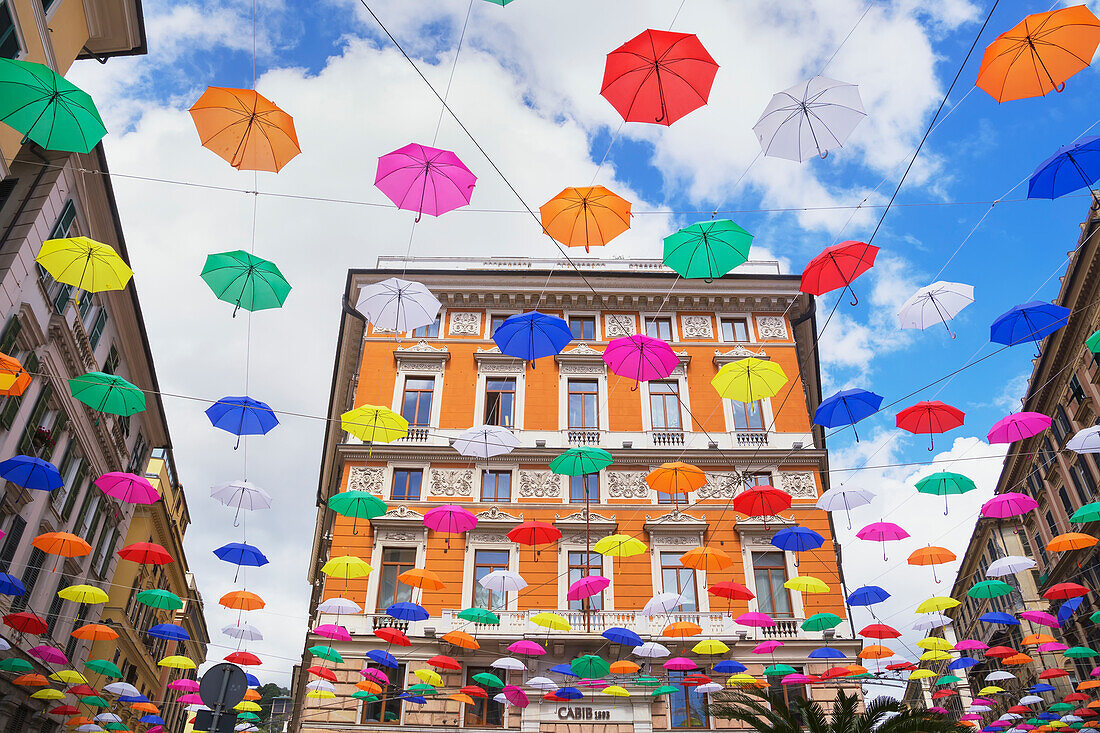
[567, 576, 610, 600]
[987, 556, 1036, 577]
[803, 613, 843, 631]
[375, 143, 477, 221]
[147, 623, 190, 641]
[646, 461, 706, 498]
[57, 584, 108, 605]
[328, 490, 387, 535]
[915, 471, 978, 515]
[33, 532, 91, 567]
[856, 522, 910, 560]
[679, 546, 732, 572]
[732, 485, 791, 517]
[189, 87, 300, 172]
[320, 555, 372, 580]
[711, 357, 787, 402]
[136, 588, 183, 610]
[479, 569, 527, 593]
[976, 6, 1100, 102]
[663, 220, 752, 280]
[982, 492, 1039, 518]
[771, 527, 824, 553]
[550, 446, 613, 476]
[206, 396, 278, 447]
[1071, 501, 1100, 522]
[493, 312, 572, 362]
[896, 400, 965, 451]
[424, 505, 477, 534]
[813, 388, 883, 442]
[453, 425, 520, 459]
[509, 640, 546, 656]
[341, 405, 408, 444]
[603, 334, 679, 389]
[210, 480, 273, 527]
[593, 534, 647, 559]
[735, 612, 776, 628]
[36, 237, 132, 297]
[907, 546, 957, 583]
[816, 486, 874, 529]
[603, 627, 644, 646]
[846, 585, 889, 606]
[1068, 426, 1100, 453]
[70, 623, 116, 641]
[800, 241, 878, 305]
[214, 542, 268, 572]
[398, 568, 445, 591]
[94, 472, 160, 505]
[988, 412, 1051, 444]
[0, 352, 30, 396]
[708, 581, 753, 601]
[317, 597, 360, 615]
[69, 372, 145, 416]
[201, 251, 292, 317]
[0, 456, 62, 491]
[1030, 136, 1100, 200]
[457, 607, 499, 625]
[386, 602, 429, 622]
[990, 301, 1070, 351]
[1047, 532, 1098, 552]
[632, 642, 671, 658]
[355, 277, 441, 333]
[0, 58, 106, 152]
[220, 590, 265, 611]
[784, 576, 829, 593]
[507, 521, 561, 559]
[897, 281, 975, 337]
[539, 186, 631, 252]
[754, 76, 865, 161]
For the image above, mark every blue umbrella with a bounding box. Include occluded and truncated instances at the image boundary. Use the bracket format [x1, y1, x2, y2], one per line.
[813, 388, 883, 442]
[138, 715, 165, 725]
[400, 694, 427, 704]
[771, 526, 824, 552]
[1058, 596, 1084, 625]
[555, 687, 583, 700]
[990, 301, 1070, 353]
[147, 623, 190, 641]
[119, 693, 149, 703]
[246, 673, 260, 686]
[713, 660, 747, 674]
[549, 663, 578, 677]
[948, 657, 979, 670]
[213, 541, 268, 582]
[808, 647, 845, 659]
[602, 627, 643, 647]
[367, 649, 398, 668]
[205, 395, 279, 448]
[386, 602, 428, 621]
[1029, 684, 1056, 693]
[1028, 136, 1100, 200]
[0, 455, 63, 491]
[1038, 713, 1059, 721]
[846, 585, 889, 606]
[493, 311, 572, 362]
[0, 572, 25, 596]
[979, 611, 1018, 625]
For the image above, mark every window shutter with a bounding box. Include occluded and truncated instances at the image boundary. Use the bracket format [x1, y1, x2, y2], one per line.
[60, 461, 86, 522]
[41, 409, 66, 461]
[0, 314, 22, 353]
[88, 310, 108, 350]
[13, 547, 45, 611]
[18, 382, 53, 455]
[44, 589, 65, 635]
[0, 351, 36, 430]
[0, 514, 26, 571]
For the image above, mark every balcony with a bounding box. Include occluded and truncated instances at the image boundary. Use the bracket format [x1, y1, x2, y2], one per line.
[565, 429, 601, 446]
[401, 428, 429, 442]
[736, 431, 768, 446]
[651, 431, 685, 447]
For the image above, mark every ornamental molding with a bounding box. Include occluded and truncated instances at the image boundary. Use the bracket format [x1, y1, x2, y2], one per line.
[606, 472, 648, 500]
[651, 534, 701, 546]
[518, 470, 562, 499]
[555, 508, 617, 532]
[644, 508, 708, 531]
[347, 466, 385, 495]
[669, 351, 691, 378]
[467, 532, 512, 544]
[449, 312, 482, 336]
[756, 316, 788, 340]
[564, 343, 602, 355]
[428, 468, 474, 497]
[560, 531, 613, 545]
[680, 315, 713, 339]
[713, 345, 769, 366]
[555, 343, 606, 374]
[475, 506, 523, 523]
[378, 531, 423, 542]
[473, 346, 527, 374]
[371, 505, 425, 529]
[697, 473, 742, 499]
[604, 314, 637, 338]
[736, 515, 796, 535]
[394, 341, 450, 373]
[746, 533, 778, 546]
[778, 472, 818, 499]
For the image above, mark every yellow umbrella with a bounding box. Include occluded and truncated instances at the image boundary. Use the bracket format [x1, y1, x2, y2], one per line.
[978, 686, 1005, 695]
[341, 405, 408, 443]
[601, 685, 630, 697]
[692, 639, 730, 655]
[31, 688, 65, 700]
[593, 534, 647, 558]
[414, 669, 443, 687]
[236, 700, 263, 711]
[783, 576, 829, 593]
[306, 690, 335, 699]
[919, 650, 952, 661]
[321, 555, 373, 579]
[711, 357, 787, 402]
[908, 669, 935, 680]
[915, 596, 959, 613]
[49, 671, 87, 685]
[58, 584, 109, 605]
[158, 655, 196, 669]
[35, 237, 133, 297]
[917, 637, 953, 651]
[726, 674, 758, 686]
[530, 612, 571, 631]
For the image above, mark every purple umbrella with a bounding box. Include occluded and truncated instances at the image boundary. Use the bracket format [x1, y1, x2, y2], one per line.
[508, 640, 546, 656]
[735, 612, 775, 628]
[987, 412, 1051, 444]
[502, 685, 529, 707]
[856, 521, 910, 560]
[95, 472, 161, 505]
[981, 493, 1038, 519]
[1020, 610, 1059, 628]
[567, 576, 610, 601]
[602, 335, 679, 389]
[663, 657, 697, 671]
[374, 143, 477, 221]
[28, 645, 67, 665]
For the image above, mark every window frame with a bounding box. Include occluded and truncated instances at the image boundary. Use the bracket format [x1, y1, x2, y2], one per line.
[463, 666, 504, 727]
[410, 313, 441, 339]
[644, 315, 675, 341]
[567, 379, 600, 430]
[400, 376, 435, 427]
[720, 317, 753, 343]
[660, 550, 698, 612]
[0, 0, 24, 60]
[667, 669, 710, 729]
[730, 398, 768, 432]
[360, 662, 405, 724]
[390, 468, 423, 502]
[567, 550, 604, 611]
[376, 547, 416, 611]
[752, 550, 794, 618]
[480, 469, 512, 502]
[472, 548, 511, 611]
[483, 377, 517, 428]
[567, 314, 597, 341]
[568, 473, 600, 504]
[648, 380, 682, 431]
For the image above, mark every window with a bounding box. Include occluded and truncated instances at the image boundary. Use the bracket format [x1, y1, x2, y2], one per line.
[96, 528, 118, 577]
[400, 377, 434, 426]
[661, 551, 698, 612]
[668, 669, 709, 729]
[391, 469, 422, 501]
[17, 383, 53, 456]
[567, 379, 599, 429]
[481, 471, 511, 502]
[42, 0, 57, 14]
[411, 315, 440, 338]
[0, 2, 20, 62]
[569, 474, 599, 504]
[101, 346, 120, 375]
[464, 667, 504, 727]
[1058, 486, 1075, 525]
[376, 548, 415, 610]
[1054, 406, 1073, 445]
[650, 381, 681, 430]
[484, 378, 515, 427]
[732, 400, 766, 431]
[361, 663, 405, 724]
[88, 310, 108, 350]
[768, 667, 807, 722]
[1076, 460, 1098, 501]
[569, 316, 595, 341]
[12, 547, 45, 612]
[721, 318, 750, 342]
[0, 351, 34, 430]
[473, 549, 510, 611]
[0, 515, 25, 572]
[127, 432, 149, 474]
[753, 551, 793, 618]
[489, 314, 510, 336]
[1071, 375, 1088, 405]
[646, 317, 673, 341]
[744, 472, 772, 489]
[568, 551, 603, 611]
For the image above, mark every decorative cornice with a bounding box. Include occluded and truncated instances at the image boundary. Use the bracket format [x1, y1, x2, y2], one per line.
[644, 508, 708, 533]
[555, 343, 606, 373]
[714, 345, 769, 366]
[474, 506, 523, 524]
[370, 504, 425, 529]
[473, 346, 527, 374]
[554, 508, 617, 531]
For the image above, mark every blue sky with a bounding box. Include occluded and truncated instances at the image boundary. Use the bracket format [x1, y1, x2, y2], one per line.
[64, 0, 1100, 683]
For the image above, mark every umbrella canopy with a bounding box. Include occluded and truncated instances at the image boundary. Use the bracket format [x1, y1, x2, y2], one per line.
[567, 575, 610, 600]
[987, 555, 1037, 576]
[896, 401, 965, 451]
[189, 87, 300, 171]
[69, 372, 145, 416]
[201, 251, 292, 316]
[0, 58, 106, 152]
[1030, 136, 1100, 200]
[94, 472, 160, 505]
[646, 462, 707, 496]
[531, 612, 572, 631]
[847, 586, 890, 606]
[493, 312, 572, 361]
[147, 623, 190, 641]
[210, 480, 273, 515]
[732, 486, 791, 517]
[771, 527, 824, 552]
[320, 555, 372, 579]
[1047, 533, 1098, 552]
[593, 534, 647, 558]
[327, 491, 388, 534]
[0, 352, 31, 396]
[603, 627, 644, 646]
[784, 576, 829, 593]
[970, 580, 1015, 599]
[916, 471, 978, 514]
[398, 568, 445, 591]
[220, 590, 265, 611]
[711, 357, 787, 402]
[355, 278, 441, 332]
[213, 542, 269, 568]
[33, 532, 91, 558]
[478, 569, 527, 593]
[754, 76, 866, 161]
[58, 585, 108, 605]
[507, 521, 562, 547]
[375, 143, 476, 220]
[36, 237, 132, 295]
[539, 186, 631, 252]
[800, 241, 879, 304]
[663, 220, 752, 280]
[856, 522, 910, 559]
[603, 335, 679, 385]
[453, 425, 520, 459]
[1068, 426, 1100, 453]
[71, 623, 117, 641]
[457, 607, 500, 624]
[550, 446, 613, 476]
[908, 546, 957, 566]
[341, 405, 408, 443]
[316, 597, 360, 615]
[982, 492, 1039, 518]
[679, 546, 732, 572]
[976, 6, 1100, 102]
[423, 505, 478, 533]
[206, 396, 278, 440]
[136, 589, 183, 610]
[814, 388, 883, 441]
[803, 613, 843, 631]
[0, 456, 62, 491]
[898, 281, 975, 335]
[988, 412, 1052, 444]
[990, 301, 1070, 348]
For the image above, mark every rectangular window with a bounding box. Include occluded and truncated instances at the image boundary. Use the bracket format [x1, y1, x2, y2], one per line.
[569, 474, 599, 504]
[768, 668, 806, 722]
[567, 379, 599, 429]
[721, 318, 750, 342]
[473, 549, 510, 611]
[484, 378, 516, 427]
[732, 400, 766, 431]
[650, 381, 681, 430]
[127, 432, 148, 475]
[0, 1, 21, 59]
[464, 667, 504, 727]
[391, 469, 422, 501]
[1070, 375, 1088, 405]
[400, 377, 434, 426]
[569, 316, 595, 341]
[13, 547, 45, 611]
[661, 551, 697, 612]
[489, 314, 510, 336]
[361, 663, 405, 724]
[88, 310, 108, 350]
[744, 472, 772, 489]
[481, 470, 511, 502]
[668, 669, 709, 729]
[0, 351, 34, 429]
[0, 515, 26, 572]
[102, 346, 120, 375]
[96, 528, 118, 577]
[60, 461, 86, 521]
[753, 551, 793, 618]
[17, 383, 53, 456]
[376, 548, 415, 610]
[411, 315, 440, 338]
[568, 551, 603, 611]
[646, 317, 673, 341]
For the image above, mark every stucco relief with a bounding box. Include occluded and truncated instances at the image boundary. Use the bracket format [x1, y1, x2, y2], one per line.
[680, 316, 713, 338]
[347, 466, 384, 494]
[604, 314, 637, 338]
[697, 473, 740, 499]
[607, 472, 648, 499]
[756, 316, 788, 340]
[429, 468, 474, 497]
[518, 471, 561, 498]
[778, 472, 818, 499]
[449, 312, 482, 336]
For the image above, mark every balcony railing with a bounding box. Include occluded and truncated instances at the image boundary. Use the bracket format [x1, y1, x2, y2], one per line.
[401, 428, 429, 442]
[736, 431, 768, 446]
[566, 429, 601, 445]
[651, 431, 685, 447]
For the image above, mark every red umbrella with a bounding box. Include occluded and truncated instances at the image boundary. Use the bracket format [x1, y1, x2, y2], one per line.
[460, 685, 488, 698]
[306, 666, 337, 682]
[48, 706, 79, 716]
[225, 651, 261, 666]
[117, 541, 174, 565]
[984, 646, 1017, 658]
[507, 521, 562, 558]
[68, 685, 98, 696]
[800, 241, 879, 305]
[374, 627, 411, 647]
[886, 661, 916, 671]
[732, 486, 792, 517]
[933, 690, 959, 699]
[1040, 668, 1070, 679]
[428, 655, 462, 671]
[4, 611, 48, 635]
[1044, 582, 1089, 600]
[1065, 693, 1090, 702]
[859, 623, 900, 639]
[600, 29, 719, 126]
[707, 581, 754, 601]
[896, 400, 965, 451]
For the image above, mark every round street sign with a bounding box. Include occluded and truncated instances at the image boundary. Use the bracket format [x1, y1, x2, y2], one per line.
[199, 662, 248, 710]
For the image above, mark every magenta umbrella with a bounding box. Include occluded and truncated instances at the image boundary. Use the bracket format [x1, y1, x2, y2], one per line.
[507, 640, 546, 656]
[735, 612, 775, 628]
[1091, 666, 1100, 677]
[960, 715, 983, 722]
[856, 521, 909, 560]
[1019, 610, 1059, 628]
[602, 335, 679, 389]
[928, 707, 949, 714]
[782, 673, 813, 685]
[178, 693, 203, 705]
[578, 679, 608, 688]
[424, 505, 478, 552]
[502, 685, 529, 707]
[954, 639, 988, 651]
[1037, 642, 1068, 652]
[981, 492, 1038, 519]
[752, 640, 782, 654]
[375, 143, 477, 221]
[28, 645, 66, 664]
[663, 657, 697, 671]
[313, 624, 351, 642]
[567, 575, 610, 601]
[361, 668, 389, 684]
[95, 471, 161, 504]
[169, 679, 200, 692]
[987, 412, 1051, 444]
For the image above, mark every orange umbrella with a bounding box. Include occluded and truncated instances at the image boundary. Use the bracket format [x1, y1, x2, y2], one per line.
[243, 689, 261, 701]
[449, 693, 475, 705]
[1078, 681, 1100, 690]
[661, 621, 702, 638]
[1003, 653, 1034, 665]
[220, 590, 265, 611]
[610, 660, 640, 674]
[906, 545, 957, 583]
[441, 630, 479, 650]
[13, 673, 48, 686]
[357, 680, 383, 695]
[32, 532, 91, 570]
[0, 352, 31, 396]
[70, 623, 117, 641]
[679, 546, 733, 572]
[189, 87, 301, 172]
[398, 568, 445, 591]
[131, 702, 159, 714]
[1047, 532, 1098, 552]
[1022, 633, 1058, 646]
[859, 645, 894, 660]
[539, 186, 631, 252]
[66, 717, 94, 727]
[976, 5, 1100, 102]
[847, 665, 869, 675]
[646, 462, 707, 497]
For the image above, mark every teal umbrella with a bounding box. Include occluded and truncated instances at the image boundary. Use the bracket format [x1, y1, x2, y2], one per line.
[662, 219, 753, 281]
[1064, 646, 1099, 658]
[1071, 502, 1100, 523]
[802, 612, 843, 631]
[69, 371, 146, 416]
[472, 671, 504, 688]
[201, 250, 292, 316]
[327, 491, 388, 535]
[549, 446, 613, 476]
[968, 579, 1014, 599]
[763, 664, 796, 676]
[457, 607, 500, 625]
[915, 471, 977, 515]
[309, 645, 344, 664]
[570, 654, 611, 679]
[0, 59, 106, 153]
[651, 685, 677, 696]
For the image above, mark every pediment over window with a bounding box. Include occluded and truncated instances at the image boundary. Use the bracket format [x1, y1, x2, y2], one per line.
[713, 345, 769, 367]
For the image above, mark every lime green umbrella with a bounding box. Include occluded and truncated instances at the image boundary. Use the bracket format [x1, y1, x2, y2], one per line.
[84, 659, 121, 678]
[1071, 502, 1100, 523]
[327, 490, 387, 535]
[968, 579, 1014, 599]
[201, 250, 292, 317]
[80, 695, 110, 708]
[550, 446, 613, 476]
[915, 471, 977, 515]
[802, 612, 843, 631]
[571, 654, 611, 679]
[934, 675, 961, 685]
[136, 588, 183, 611]
[1064, 646, 1099, 658]
[1087, 330, 1100, 353]
[457, 607, 500, 625]
[472, 672, 504, 688]
[652, 685, 678, 697]
[663, 219, 753, 281]
[764, 664, 796, 676]
[69, 371, 146, 416]
[0, 59, 106, 153]
[309, 645, 344, 664]
[0, 658, 33, 673]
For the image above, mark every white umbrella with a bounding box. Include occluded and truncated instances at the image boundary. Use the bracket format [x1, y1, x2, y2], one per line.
[1067, 426, 1100, 453]
[632, 642, 670, 659]
[105, 682, 140, 697]
[969, 706, 992, 713]
[479, 569, 527, 593]
[696, 683, 723, 694]
[317, 597, 362, 615]
[1001, 714, 1022, 720]
[222, 623, 263, 642]
[986, 556, 1036, 577]
[1019, 696, 1044, 705]
[898, 282, 975, 337]
[355, 277, 441, 332]
[525, 676, 556, 690]
[453, 425, 521, 459]
[1062, 716, 1083, 723]
[307, 680, 336, 693]
[642, 592, 684, 615]
[94, 714, 122, 723]
[986, 671, 1016, 681]
[815, 486, 874, 529]
[753, 76, 866, 162]
[75, 726, 103, 733]
[210, 480, 273, 526]
[0, 638, 8, 651]
[493, 693, 509, 704]
[491, 657, 527, 672]
[912, 613, 953, 631]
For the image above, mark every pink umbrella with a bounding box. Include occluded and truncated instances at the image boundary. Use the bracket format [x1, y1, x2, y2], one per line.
[602, 335, 679, 388]
[928, 707, 949, 714]
[146, 728, 165, 733]
[954, 639, 989, 651]
[981, 492, 1038, 519]
[735, 612, 776, 628]
[169, 679, 200, 692]
[856, 521, 910, 560]
[1019, 610, 1059, 628]
[361, 668, 389, 684]
[28, 645, 67, 665]
[1037, 642, 1068, 653]
[971, 698, 995, 705]
[663, 657, 698, 671]
[752, 640, 783, 654]
[374, 143, 477, 221]
[178, 694, 203, 705]
[95, 472, 161, 505]
[423, 505, 477, 533]
[1091, 666, 1100, 677]
[502, 685, 529, 707]
[508, 640, 546, 656]
[313, 624, 351, 642]
[987, 412, 1051, 444]
[578, 679, 608, 688]
[960, 715, 983, 721]
[567, 576, 610, 601]
[782, 673, 813, 685]
[1019, 726, 1038, 731]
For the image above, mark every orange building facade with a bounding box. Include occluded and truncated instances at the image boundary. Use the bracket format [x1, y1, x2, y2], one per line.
[292, 256, 861, 732]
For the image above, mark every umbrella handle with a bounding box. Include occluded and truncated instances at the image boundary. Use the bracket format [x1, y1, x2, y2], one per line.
[1056, 81, 1066, 93]
[928, 434, 934, 452]
[819, 149, 829, 160]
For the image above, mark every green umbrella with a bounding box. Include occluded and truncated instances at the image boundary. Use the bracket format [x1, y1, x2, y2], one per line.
[570, 654, 611, 679]
[934, 675, 961, 685]
[457, 607, 500, 625]
[1070, 723, 1085, 730]
[651, 685, 678, 697]
[201, 250, 292, 316]
[662, 219, 753, 281]
[802, 612, 843, 631]
[1064, 646, 1099, 658]
[407, 683, 438, 695]
[1071, 502, 1100, 523]
[136, 588, 183, 611]
[104, 724, 129, 732]
[483, 0, 518, 5]
[1091, 611, 1100, 624]
[309, 645, 344, 664]
[763, 664, 796, 677]
[633, 677, 661, 687]
[549, 446, 613, 476]
[238, 712, 261, 721]
[915, 471, 977, 514]
[69, 371, 146, 416]
[0, 658, 33, 673]
[968, 579, 1014, 599]
[1087, 330, 1100, 353]
[472, 672, 504, 688]
[84, 659, 121, 677]
[80, 695, 110, 707]
[1050, 703, 1075, 712]
[0, 59, 107, 153]
[352, 691, 379, 701]
[327, 490, 388, 534]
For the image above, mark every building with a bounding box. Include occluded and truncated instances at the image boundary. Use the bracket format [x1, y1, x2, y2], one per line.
[290, 256, 862, 732]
